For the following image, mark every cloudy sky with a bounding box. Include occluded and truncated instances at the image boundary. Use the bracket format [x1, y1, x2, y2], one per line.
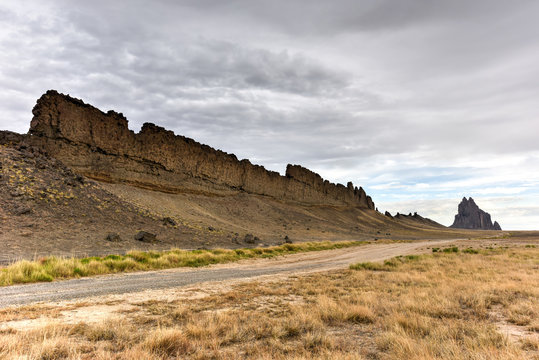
[1, 0, 538, 229]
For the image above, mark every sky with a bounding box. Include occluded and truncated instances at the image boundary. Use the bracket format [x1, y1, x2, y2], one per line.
[1, 0, 538, 229]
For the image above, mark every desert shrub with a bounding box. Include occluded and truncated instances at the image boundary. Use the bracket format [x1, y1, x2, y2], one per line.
[350, 262, 385, 271]
[143, 329, 193, 356]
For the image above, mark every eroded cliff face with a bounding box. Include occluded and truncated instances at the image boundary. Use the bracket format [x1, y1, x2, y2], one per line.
[28, 90, 375, 208]
[450, 197, 502, 230]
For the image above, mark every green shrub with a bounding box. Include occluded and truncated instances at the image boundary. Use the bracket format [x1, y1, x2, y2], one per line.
[350, 262, 385, 271]
[383, 258, 400, 267]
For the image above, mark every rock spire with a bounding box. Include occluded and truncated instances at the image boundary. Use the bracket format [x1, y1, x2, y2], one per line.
[450, 197, 501, 230]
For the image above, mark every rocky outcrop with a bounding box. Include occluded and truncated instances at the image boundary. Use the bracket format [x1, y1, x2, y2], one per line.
[450, 197, 502, 230]
[390, 211, 445, 228]
[27, 90, 375, 209]
[285, 164, 374, 208]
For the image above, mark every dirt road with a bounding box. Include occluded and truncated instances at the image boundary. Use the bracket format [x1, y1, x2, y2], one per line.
[0, 240, 457, 308]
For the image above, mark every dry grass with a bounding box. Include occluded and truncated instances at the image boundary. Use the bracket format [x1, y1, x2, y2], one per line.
[0, 240, 368, 286]
[0, 245, 537, 359]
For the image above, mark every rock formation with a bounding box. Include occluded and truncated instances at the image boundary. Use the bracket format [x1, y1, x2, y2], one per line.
[390, 211, 445, 228]
[28, 90, 375, 209]
[450, 197, 502, 230]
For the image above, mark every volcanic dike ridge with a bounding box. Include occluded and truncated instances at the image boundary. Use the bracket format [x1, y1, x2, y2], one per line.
[25, 90, 375, 209]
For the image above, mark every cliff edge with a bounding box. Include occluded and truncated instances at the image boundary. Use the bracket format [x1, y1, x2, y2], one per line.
[28, 90, 375, 209]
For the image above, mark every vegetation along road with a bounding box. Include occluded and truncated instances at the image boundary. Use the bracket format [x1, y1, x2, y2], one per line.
[0, 240, 457, 308]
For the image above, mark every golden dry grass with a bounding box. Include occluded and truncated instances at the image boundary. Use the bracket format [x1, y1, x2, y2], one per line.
[0, 245, 537, 359]
[0, 240, 369, 286]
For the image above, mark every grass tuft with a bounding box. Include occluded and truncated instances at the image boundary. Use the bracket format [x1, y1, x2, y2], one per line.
[143, 328, 193, 357]
[350, 254, 424, 271]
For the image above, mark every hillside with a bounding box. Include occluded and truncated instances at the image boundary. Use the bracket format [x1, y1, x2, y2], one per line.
[0, 91, 501, 263]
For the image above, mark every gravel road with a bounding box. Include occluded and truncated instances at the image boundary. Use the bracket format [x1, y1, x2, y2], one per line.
[0, 240, 456, 308]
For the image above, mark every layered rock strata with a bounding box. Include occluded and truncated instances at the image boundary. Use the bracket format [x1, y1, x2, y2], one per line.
[28, 90, 375, 208]
[450, 197, 501, 230]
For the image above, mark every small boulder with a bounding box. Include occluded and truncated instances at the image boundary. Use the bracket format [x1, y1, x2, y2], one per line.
[14, 206, 32, 215]
[106, 233, 122, 242]
[65, 175, 84, 186]
[10, 190, 23, 198]
[135, 231, 157, 243]
[244, 234, 256, 244]
[162, 217, 177, 226]
[64, 179, 77, 186]
[35, 159, 47, 169]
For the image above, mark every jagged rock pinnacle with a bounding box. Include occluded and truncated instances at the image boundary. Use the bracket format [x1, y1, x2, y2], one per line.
[450, 197, 501, 230]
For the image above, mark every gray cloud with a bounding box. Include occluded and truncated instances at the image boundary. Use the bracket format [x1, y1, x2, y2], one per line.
[157, 0, 533, 35]
[0, 0, 538, 229]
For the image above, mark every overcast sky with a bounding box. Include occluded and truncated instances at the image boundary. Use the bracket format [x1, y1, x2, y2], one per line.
[1, 0, 538, 229]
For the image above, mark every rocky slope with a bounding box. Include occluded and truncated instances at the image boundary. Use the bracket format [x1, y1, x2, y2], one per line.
[386, 211, 445, 228]
[0, 136, 212, 263]
[450, 197, 502, 230]
[0, 134, 455, 264]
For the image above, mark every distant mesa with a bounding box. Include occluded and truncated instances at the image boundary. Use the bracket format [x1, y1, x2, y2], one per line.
[450, 197, 501, 230]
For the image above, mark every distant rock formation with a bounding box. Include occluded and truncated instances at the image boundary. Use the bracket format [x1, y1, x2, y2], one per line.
[450, 197, 501, 230]
[390, 211, 445, 228]
[27, 90, 375, 209]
